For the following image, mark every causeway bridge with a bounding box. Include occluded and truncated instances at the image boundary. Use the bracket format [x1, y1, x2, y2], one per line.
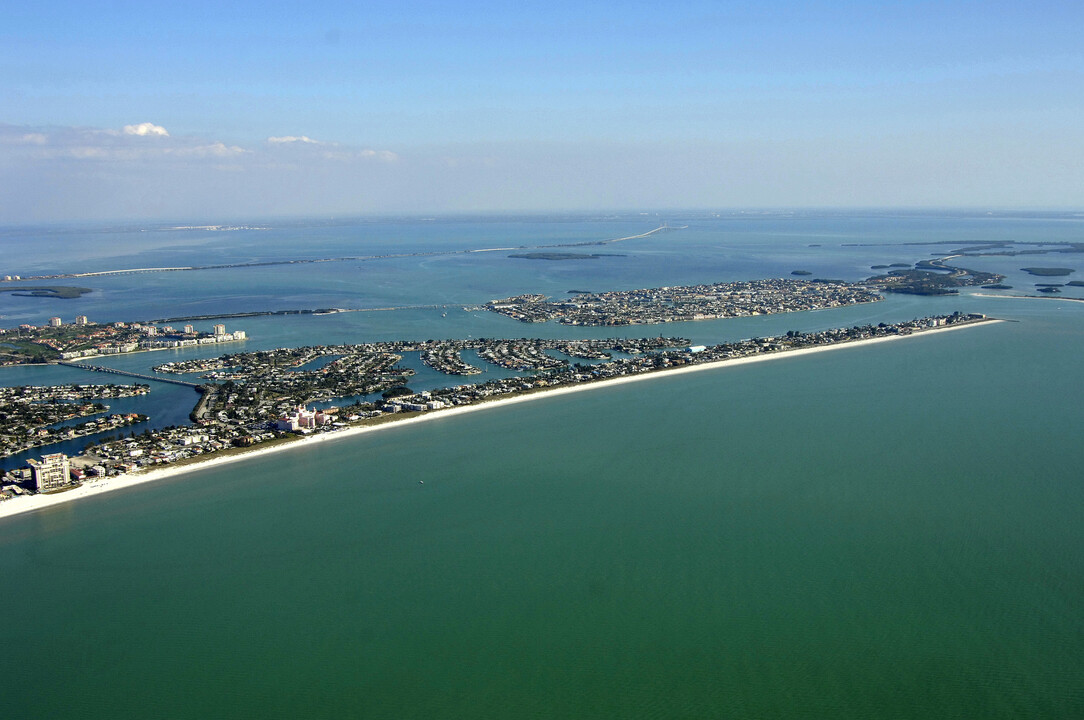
[58, 361, 204, 389]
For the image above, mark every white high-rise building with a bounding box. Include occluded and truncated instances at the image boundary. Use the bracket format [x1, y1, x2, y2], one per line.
[28, 454, 72, 493]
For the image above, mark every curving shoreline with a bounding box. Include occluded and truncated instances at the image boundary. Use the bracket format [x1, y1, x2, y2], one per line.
[0, 319, 1000, 522]
[970, 292, 1084, 303]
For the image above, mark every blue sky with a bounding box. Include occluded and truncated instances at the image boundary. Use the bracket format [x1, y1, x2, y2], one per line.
[2, 1, 1082, 221]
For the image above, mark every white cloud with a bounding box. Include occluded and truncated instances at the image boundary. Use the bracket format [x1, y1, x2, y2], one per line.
[311, 148, 399, 163]
[359, 149, 400, 162]
[68, 146, 109, 159]
[168, 142, 249, 158]
[267, 135, 323, 145]
[123, 122, 170, 137]
[0, 127, 48, 146]
[264, 134, 397, 163]
[0, 121, 416, 221]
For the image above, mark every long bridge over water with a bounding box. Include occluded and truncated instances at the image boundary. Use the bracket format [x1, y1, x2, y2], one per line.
[58, 361, 204, 389]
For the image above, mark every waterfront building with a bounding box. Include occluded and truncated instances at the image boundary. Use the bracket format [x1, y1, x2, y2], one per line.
[275, 406, 335, 432]
[28, 453, 72, 493]
[183, 324, 195, 334]
[48, 317, 62, 327]
[74, 315, 89, 326]
[213, 324, 227, 336]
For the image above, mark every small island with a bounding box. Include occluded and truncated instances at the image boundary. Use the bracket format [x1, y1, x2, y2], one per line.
[790, 270, 812, 276]
[487, 278, 882, 325]
[1021, 267, 1074, 277]
[866, 258, 1003, 295]
[0, 285, 93, 299]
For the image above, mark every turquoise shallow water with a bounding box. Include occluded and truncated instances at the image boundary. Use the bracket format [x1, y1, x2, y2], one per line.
[1, 214, 1083, 717]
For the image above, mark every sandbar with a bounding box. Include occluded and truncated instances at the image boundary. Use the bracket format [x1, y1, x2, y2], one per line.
[970, 292, 1084, 303]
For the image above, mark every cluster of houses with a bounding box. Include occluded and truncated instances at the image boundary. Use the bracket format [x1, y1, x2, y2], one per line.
[1, 313, 987, 503]
[59, 323, 246, 359]
[0, 316, 246, 362]
[487, 278, 883, 325]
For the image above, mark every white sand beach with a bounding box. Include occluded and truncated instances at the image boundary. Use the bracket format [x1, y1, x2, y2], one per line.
[0, 319, 1000, 522]
[970, 292, 1084, 303]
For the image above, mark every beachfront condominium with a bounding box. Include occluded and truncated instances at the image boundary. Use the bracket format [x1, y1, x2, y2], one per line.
[28, 454, 72, 493]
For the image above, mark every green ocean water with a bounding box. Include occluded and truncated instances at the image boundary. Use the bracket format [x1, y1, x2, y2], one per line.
[3, 313, 1082, 718]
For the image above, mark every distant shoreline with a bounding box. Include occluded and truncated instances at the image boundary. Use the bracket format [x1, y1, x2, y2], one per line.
[0, 319, 1000, 522]
[970, 292, 1084, 303]
[1, 225, 682, 284]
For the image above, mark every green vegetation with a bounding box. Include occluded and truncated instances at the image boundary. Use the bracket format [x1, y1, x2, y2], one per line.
[866, 262, 1003, 295]
[0, 324, 103, 364]
[1021, 267, 1074, 277]
[0, 340, 59, 362]
[0, 285, 93, 299]
[887, 286, 958, 296]
[790, 270, 812, 275]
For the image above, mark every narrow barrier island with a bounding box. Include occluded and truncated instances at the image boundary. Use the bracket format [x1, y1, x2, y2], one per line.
[1, 312, 995, 519]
